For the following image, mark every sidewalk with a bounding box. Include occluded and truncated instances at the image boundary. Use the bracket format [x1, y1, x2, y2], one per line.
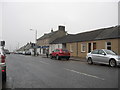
[70, 56, 86, 62]
[38, 54, 86, 62]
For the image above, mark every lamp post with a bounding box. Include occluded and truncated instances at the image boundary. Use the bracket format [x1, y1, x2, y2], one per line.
[30, 29, 37, 43]
[30, 29, 37, 56]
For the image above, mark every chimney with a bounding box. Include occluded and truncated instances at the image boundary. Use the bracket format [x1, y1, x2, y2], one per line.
[51, 28, 53, 33]
[58, 25, 65, 31]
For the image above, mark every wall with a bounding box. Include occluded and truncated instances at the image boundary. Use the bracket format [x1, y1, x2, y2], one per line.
[67, 43, 78, 57]
[67, 39, 119, 58]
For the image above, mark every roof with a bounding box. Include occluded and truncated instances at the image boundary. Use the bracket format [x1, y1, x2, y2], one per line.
[50, 34, 75, 44]
[37, 31, 58, 41]
[51, 25, 120, 44]
[18, 42, 35, 51]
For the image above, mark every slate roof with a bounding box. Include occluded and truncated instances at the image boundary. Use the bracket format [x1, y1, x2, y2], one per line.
[51, 25, 120, 44]
[37, 31, 58, 41]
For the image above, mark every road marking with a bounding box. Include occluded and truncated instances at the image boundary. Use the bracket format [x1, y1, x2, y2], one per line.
[64, 68, 105, 80]
[39, 61, 50, 65]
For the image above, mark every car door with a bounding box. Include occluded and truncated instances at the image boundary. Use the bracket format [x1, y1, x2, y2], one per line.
[52, 49, 56, 56]
[91, 50, 99, 62]
[97, 50, 108, 63]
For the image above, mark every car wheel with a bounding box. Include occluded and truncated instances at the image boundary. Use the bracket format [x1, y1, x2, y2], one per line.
[50, 55, 53, 59]
[87, 58, 93, 64]
[2, 72, 6, 82]
[66, 57, 69, 60]
[109, 59, 116, 67]
[56, 55, 60, 60]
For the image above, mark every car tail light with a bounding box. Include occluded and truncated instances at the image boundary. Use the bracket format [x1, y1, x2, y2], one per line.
[2, 70, 5, 72]
[1, 55, 5, 63]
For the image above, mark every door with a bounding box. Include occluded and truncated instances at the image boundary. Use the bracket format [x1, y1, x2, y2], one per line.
[96, 50, 108, 63]
[91, 50, 99, 62]
[88, 43, 91, 53]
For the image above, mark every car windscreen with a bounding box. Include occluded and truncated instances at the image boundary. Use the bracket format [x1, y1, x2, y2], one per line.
[104, 50, 117, 55]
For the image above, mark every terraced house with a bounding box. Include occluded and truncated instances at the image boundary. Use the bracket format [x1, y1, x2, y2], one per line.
[36, 25, 67, 55]
[50, 25, 120, 58]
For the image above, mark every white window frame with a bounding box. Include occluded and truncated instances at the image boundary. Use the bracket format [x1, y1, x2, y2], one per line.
[81, 43, 86, 52]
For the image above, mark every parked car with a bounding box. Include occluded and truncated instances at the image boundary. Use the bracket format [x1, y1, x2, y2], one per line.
[0, 43, 6, 82]
[50, 48, 70, 60]
[25, 51, 31, 55]
[4, 49, 10, 54]
[86, 49, 120, 67]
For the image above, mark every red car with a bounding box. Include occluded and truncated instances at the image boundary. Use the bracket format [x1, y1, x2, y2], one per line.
[0, 41, 6, 82]
[50, 49, 70, 60]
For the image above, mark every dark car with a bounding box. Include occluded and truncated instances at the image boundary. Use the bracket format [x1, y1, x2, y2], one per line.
[50, 48, 70, 60]
[25, 51, 31, 55]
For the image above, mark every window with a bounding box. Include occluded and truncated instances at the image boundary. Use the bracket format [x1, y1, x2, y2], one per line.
[93, 43, 96, 50]
[91, 50, 98, 54]
[56, 49, 60, 52]
[106, 42, 111, 50]
[81, 43, 86, 52]
[98, 50, 105, 55]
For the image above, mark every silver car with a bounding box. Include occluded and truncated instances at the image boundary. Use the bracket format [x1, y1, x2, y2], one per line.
[86, 49, 120, 67]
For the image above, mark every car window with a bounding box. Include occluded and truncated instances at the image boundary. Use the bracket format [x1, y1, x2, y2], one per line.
[98, 50, 105, 55]
[91, 50, 98, 54]
[56, 49, 60, 52]
[54, 49, 57, 52]
[62, 49, 68, 52]
[54, 49, 59, 52]
[104, 49, 116, 55]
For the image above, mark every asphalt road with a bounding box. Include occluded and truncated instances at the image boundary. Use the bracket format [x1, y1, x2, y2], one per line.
[2, 54, 119, 89]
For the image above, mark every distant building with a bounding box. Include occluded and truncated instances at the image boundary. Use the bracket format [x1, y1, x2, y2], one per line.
[50, 25, 120, 58]
[36, 25, 67, 55]
[18, 42, 35, 55]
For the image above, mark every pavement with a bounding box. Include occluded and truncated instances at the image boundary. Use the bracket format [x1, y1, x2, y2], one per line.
[39, 54, 86, 62]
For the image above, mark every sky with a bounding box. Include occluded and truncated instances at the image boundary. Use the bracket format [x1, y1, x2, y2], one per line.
[0, 0, 119, 51]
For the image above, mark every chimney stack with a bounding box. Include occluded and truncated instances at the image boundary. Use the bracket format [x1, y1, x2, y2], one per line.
[51, 28, 54, 33]
[58, 25, 65, 31]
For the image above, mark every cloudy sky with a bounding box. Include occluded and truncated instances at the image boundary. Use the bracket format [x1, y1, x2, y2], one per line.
[0, 0, 119, 51]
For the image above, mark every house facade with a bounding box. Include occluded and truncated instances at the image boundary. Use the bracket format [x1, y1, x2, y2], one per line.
[67, 39, 119, 58]
[51, 25, 120, 58]
[17, 42, 35, 55]
[36, 25, 67, 54]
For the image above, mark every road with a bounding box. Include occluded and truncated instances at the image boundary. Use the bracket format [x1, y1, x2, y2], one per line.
[2, 54, 119, 89]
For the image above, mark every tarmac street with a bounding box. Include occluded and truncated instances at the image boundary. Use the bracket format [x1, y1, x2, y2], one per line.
[2, 54, 119, 88]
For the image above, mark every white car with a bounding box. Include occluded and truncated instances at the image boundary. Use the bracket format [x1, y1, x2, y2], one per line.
[86, 49, 120, 67]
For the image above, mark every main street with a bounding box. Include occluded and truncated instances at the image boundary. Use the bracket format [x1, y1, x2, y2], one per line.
[2, 54, 119, 88]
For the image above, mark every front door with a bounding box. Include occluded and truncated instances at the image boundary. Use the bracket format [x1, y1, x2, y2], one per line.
[88, 43, 91, 53]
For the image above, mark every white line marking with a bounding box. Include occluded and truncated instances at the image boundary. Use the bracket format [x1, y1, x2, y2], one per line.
[39, 61, 49, 65]
[64, 68, 105, 80]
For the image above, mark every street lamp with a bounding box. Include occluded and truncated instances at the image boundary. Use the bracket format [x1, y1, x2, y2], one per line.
[30, 29, 37, 43]
[30, 29, 37, 56]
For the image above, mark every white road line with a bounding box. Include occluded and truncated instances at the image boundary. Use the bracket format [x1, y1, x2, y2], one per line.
[64, 68, 105, 80]
[39, 61, 49, 65]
